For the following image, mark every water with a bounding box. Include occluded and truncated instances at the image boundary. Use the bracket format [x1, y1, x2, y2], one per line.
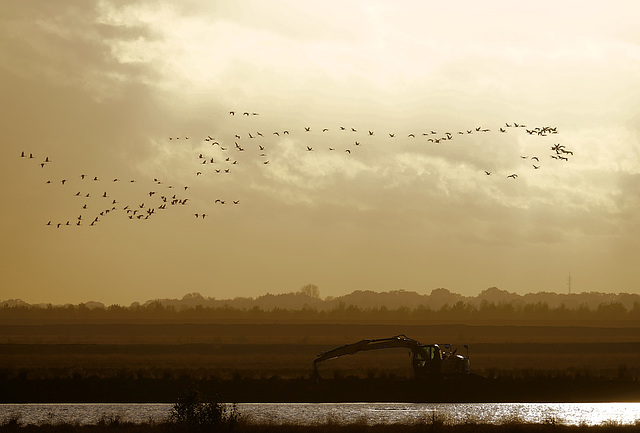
[2, 403, 640, 426]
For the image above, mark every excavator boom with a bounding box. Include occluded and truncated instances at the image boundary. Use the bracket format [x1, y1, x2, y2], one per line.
[313, 334, 420, 368]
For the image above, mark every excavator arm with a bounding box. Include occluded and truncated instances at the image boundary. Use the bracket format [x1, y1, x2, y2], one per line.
[313, 334, 423, 374]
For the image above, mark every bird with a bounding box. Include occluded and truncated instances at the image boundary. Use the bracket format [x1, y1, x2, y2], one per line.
[533, 165, 540, 169]
[507, 174, 518, 179]
[305, 127, 311, 132]
[484, 171, 491, 176]
[389, 133, 395, 137]
[229, 111, 235, 115]
[306, 146, 313, 151]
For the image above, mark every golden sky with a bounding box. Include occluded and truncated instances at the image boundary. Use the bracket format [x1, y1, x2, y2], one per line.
[1, 1, 639, 305]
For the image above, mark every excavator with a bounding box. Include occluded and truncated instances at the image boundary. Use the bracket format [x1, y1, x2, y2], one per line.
[312, 335, 470, 379]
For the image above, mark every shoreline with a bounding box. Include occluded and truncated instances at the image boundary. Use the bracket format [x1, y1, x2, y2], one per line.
[2, 376, 639, 404]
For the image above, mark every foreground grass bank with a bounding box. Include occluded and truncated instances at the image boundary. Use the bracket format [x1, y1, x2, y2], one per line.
[3, 421, 640, 433]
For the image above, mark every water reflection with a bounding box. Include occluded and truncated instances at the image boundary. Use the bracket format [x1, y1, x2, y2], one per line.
[1, 403, 640, 426]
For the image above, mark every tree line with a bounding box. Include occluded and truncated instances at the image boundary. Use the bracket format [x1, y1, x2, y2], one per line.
[2, 299, 640, 323]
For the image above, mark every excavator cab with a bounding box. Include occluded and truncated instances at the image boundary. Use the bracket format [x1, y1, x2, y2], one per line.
[412, 344, 442, 377]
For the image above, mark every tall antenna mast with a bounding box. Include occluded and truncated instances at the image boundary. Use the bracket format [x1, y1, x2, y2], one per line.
[567, 269, 572, 295]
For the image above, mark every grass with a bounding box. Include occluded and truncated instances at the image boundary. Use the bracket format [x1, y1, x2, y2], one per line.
[3, 418, 640, 433]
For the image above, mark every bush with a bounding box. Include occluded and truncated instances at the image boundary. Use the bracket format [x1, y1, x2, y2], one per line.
[169, 386, 238, 432]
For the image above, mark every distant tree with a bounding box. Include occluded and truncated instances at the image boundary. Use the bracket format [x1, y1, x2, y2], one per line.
[299, 284, 320, 299]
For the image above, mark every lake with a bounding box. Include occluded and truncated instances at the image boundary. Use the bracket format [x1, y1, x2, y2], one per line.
[2, 403, 640, 426]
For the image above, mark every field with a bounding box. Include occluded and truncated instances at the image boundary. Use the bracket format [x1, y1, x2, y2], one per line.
[1, 323, 639, 402]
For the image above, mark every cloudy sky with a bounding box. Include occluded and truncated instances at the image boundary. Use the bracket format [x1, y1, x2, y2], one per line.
[1, 1, 639, 305]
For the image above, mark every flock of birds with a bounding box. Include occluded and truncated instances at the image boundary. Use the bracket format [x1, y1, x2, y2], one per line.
[19, 111, 573, 229]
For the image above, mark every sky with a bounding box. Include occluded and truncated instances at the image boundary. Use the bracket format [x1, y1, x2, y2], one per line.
[1, 1, 639, 305]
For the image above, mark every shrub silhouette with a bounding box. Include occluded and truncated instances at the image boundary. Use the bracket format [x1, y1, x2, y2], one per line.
[169, 386, 237, 432]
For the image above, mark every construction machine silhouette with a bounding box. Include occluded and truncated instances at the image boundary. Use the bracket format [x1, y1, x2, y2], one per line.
[312, 334, 470, 379]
